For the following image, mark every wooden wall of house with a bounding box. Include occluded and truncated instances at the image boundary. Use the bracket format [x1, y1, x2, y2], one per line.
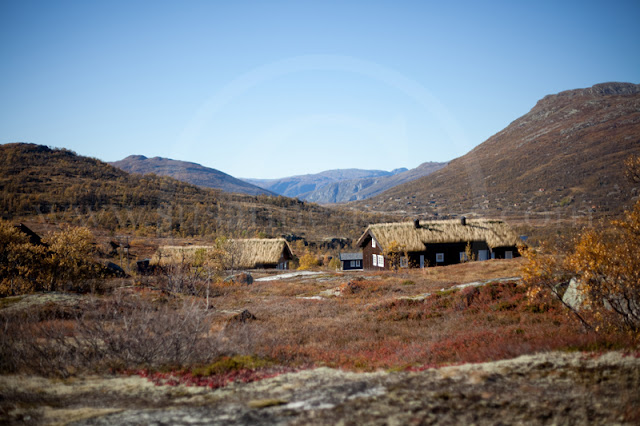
[492, 246, 520, 259]
[362, 235, 386, 270]
[420, 241, 491, 266]
[277, 251, 291, 270]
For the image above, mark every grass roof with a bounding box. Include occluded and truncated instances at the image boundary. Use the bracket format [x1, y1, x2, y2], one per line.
[357, 219, 522, 252]
[154, 238, 292, 269]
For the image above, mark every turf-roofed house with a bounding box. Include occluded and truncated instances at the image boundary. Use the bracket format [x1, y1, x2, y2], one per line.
[155, 238, 293, 270]
[357, 218, 523, 270]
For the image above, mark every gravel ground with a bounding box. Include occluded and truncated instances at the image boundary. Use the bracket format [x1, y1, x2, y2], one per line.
[2, 351, 639, 425]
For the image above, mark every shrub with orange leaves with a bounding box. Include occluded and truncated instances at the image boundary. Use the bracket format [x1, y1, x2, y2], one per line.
[524, 201, 640, 335]
[566, 202, 640, 333]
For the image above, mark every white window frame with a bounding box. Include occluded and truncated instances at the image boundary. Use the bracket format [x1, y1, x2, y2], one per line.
[356, 260, 361, 268]
[372, 239, 376, 248]
[436, 253, 444, 263]
[372, 254, 378, 267]
[378, 255, 384, 268]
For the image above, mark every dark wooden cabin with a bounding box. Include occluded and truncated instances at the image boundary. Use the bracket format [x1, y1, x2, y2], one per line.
[357, 218, 523, 270]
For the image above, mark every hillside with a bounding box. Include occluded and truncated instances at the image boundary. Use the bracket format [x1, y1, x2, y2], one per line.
[244, 168, 401, 199]
[357, 82, 640, 220]
[303, 162, 446, 204]
[0, 143, 389, 241]
[110, 155, 275, 196]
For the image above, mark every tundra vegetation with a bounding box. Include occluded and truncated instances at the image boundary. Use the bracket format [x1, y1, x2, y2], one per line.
[2, 214, 638, 383]
[1, 149, 639, 419]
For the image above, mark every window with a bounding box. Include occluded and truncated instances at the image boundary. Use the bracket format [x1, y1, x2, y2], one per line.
[400, 256, 408, 268]
[378, 255, 384, 268]
[356, 260, 361, 268]
[372, 239, 376, 248]
[436, 253, 444, 263]
[350, 260, 355, 268]
[460, 252, 468, 262]
[505, 251, 513, 259]
[372, 254, 378, 266]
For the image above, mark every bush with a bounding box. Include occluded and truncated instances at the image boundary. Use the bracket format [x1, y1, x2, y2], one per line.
[328, 257, 341, 270]
[0, 221, 102, 296]
[524, 200, 640, 335]
[297, 252, 319, 270]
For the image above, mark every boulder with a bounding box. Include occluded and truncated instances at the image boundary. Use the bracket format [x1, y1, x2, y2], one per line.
[105, 262, 126, 278]
[229, 309, 256, 323]
[224, 272, 254, 285]
[562, 278, 588, 310]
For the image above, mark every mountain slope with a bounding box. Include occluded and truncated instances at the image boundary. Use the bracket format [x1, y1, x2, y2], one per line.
[110, 155, 274, 196]
[302, 162, 447, 203]
[0, 143, 388, 240]
[358, 82, 640, 219]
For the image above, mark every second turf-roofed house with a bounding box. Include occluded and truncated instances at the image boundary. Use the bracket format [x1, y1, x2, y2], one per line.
[155, 238, 293, 270]
[357, 218, 523, 270]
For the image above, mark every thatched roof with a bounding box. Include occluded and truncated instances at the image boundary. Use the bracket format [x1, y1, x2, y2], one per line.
[357, 219, 522, 252]
[153, 238, 292, 269]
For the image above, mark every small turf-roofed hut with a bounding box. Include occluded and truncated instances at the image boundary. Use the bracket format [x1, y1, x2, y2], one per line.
[339, 252, 363, 270]
[154, 238, 293, 270]
[357, 218, 523, 270]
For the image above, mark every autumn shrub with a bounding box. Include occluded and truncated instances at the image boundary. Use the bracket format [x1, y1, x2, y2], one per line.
[0, 220, 102, 296]
[297, 251, 320, 270]
[524, 200, 640, 335]
[327, 257, 341, 270]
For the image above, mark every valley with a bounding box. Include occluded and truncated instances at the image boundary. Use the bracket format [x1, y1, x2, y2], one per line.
[2, 82, 639, 425]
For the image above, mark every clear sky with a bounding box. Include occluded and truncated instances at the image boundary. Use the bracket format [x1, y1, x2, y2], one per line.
[1, 0, 639, 179]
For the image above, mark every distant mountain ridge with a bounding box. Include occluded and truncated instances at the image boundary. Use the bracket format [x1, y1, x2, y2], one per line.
[110, 155, 275, 196]
[357, 82, 640, 218]
[302, 162, 447, 203]
[243, 163, 446, 203]
[243, 168, 401, 199]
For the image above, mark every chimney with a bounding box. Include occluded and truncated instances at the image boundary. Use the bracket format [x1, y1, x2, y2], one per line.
[413, 219, 420, 229]
[460, 216, 467, 226]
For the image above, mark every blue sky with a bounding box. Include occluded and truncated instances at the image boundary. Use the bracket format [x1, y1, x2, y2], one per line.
[1, 0, 639, 179]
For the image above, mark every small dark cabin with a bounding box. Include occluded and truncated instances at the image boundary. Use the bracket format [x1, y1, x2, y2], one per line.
[339, 252, 363, 270]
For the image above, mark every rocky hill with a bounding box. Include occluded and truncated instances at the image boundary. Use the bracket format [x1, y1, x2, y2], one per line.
[357, 82, 640, 219]
[110, 155, 274, 196]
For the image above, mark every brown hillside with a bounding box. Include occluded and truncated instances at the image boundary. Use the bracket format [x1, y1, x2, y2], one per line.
[357, 82, 640, 221]
[0, 143, 389, 242]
